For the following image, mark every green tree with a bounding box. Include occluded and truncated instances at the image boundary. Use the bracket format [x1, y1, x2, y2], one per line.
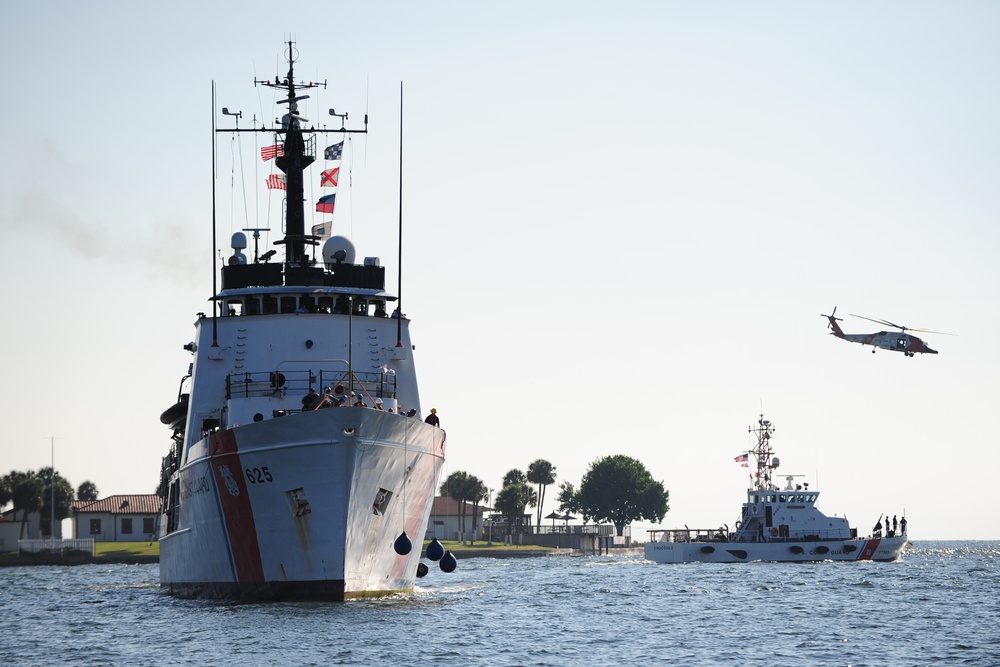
[440, 471, 472, 536]
[37, 467, 75, 525]
[440, 471, 488, 539]
[501, 468, 527, 488]
[493, 483, 536, 531]
[555, 481, 582, 518]
[527, 459, 557, 527]
[77, 481, 99, 502]
[3, 471, 44, 539]
[0, 475, 12, 510]
[578, 455, 669, 536]
[468, 477, 489, 539]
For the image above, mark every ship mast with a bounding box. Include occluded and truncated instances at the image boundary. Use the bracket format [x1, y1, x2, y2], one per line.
[216, 41, 369, 288]
[749, 416, 778, 492]
[257, 42, 318, 273]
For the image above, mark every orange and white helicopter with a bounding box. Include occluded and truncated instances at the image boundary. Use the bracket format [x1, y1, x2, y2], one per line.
[821, 307, 950, 357]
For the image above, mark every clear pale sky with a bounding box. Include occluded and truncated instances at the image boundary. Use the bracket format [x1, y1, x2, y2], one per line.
[1, 2, 997, 540]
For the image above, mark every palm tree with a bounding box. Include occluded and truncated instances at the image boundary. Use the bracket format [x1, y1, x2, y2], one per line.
[440, 471, 471, 536]
[4, 471, 44, 539]
[502, 469, 527, 488]
[527, 459, 557, 528]
[468, 477, 489, 541]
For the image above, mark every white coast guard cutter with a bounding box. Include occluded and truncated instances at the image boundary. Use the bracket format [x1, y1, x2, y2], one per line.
[157, 43, 448, 599]
[645, 416, 908, 564]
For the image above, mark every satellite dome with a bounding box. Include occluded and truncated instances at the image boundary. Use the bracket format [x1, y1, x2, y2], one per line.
[231, 232, 248, 250]
[323, 235, 356, 265]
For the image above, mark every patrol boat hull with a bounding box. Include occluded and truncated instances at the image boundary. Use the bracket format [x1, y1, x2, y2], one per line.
[644, 534, 907, 564]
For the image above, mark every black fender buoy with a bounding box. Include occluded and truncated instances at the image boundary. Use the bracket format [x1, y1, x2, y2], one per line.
[426, 538, 445, 561]
[439, 550, 457, 573]
[416, 562, 429, 578]
[700, 546, 715, 554]
[815, 545, 829, 555]
[844, 544, 858, 553]
[393, 531, 412, 556]
[790, 545, 804, 555]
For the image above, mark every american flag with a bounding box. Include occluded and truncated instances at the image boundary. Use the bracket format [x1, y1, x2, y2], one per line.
[734, 453, 749, 467]
[261, 144, 284, 161]
[266, 174, 286, 190]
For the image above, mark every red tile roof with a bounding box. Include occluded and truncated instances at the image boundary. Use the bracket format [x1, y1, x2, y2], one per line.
[71, 494, 162, 515]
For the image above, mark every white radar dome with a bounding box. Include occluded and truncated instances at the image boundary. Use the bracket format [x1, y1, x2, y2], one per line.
[771, 457, 780, 468]
[231, 232, 247, 250]
[323, 235, 357, 265]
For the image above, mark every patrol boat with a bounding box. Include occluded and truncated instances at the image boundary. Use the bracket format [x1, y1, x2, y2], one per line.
[644, 416, 908, 564]
[157, 44, 447, 599]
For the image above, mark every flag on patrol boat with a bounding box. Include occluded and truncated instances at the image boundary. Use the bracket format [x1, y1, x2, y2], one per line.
[320, 167, 339, 187]
[324, 141, 343, 160]
[311, 223, 330, 240]
[261, 144, 284, 160]
[734, 453, 748, 467]
[316, 194, 336, 214]
[266, 174, 286, 190]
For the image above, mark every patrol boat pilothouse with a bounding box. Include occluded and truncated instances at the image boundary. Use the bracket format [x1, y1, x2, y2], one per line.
[157, 44, 447, 599]
[645, 416, 908, 564]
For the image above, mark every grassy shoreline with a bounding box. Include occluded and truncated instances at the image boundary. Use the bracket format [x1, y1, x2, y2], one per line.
[1, 539, 556, 566]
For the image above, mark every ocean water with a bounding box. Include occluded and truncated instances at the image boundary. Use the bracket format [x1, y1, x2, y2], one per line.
[0, 541, 997, 666]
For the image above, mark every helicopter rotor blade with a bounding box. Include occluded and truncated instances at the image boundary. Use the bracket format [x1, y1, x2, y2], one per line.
[850, 313, 901, 329]
[850, 314, 956, 336]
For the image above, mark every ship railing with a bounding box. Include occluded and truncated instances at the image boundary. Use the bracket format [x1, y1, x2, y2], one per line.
[225, 368, 397, 401]
[647, 528, 731, 543]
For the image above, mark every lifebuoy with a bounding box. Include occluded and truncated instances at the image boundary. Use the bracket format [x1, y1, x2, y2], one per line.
[751, 505, 758, 515]
[770, 527, 779, 537]
[735, 520, 743, 531]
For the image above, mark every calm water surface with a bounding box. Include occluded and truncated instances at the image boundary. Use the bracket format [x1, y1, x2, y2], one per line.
[1, 541, 997, 666]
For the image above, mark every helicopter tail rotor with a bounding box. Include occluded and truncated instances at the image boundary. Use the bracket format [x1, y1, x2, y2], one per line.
[821, 307, 845, 337]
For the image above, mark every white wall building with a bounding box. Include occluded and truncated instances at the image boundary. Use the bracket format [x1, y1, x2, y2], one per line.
[71, 495, 162, 543]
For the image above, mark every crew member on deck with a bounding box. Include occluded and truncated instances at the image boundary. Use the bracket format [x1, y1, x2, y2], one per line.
[425, 408, 440, 427]
[302, 388, 321, 411]
[316, 388, 336, 409]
